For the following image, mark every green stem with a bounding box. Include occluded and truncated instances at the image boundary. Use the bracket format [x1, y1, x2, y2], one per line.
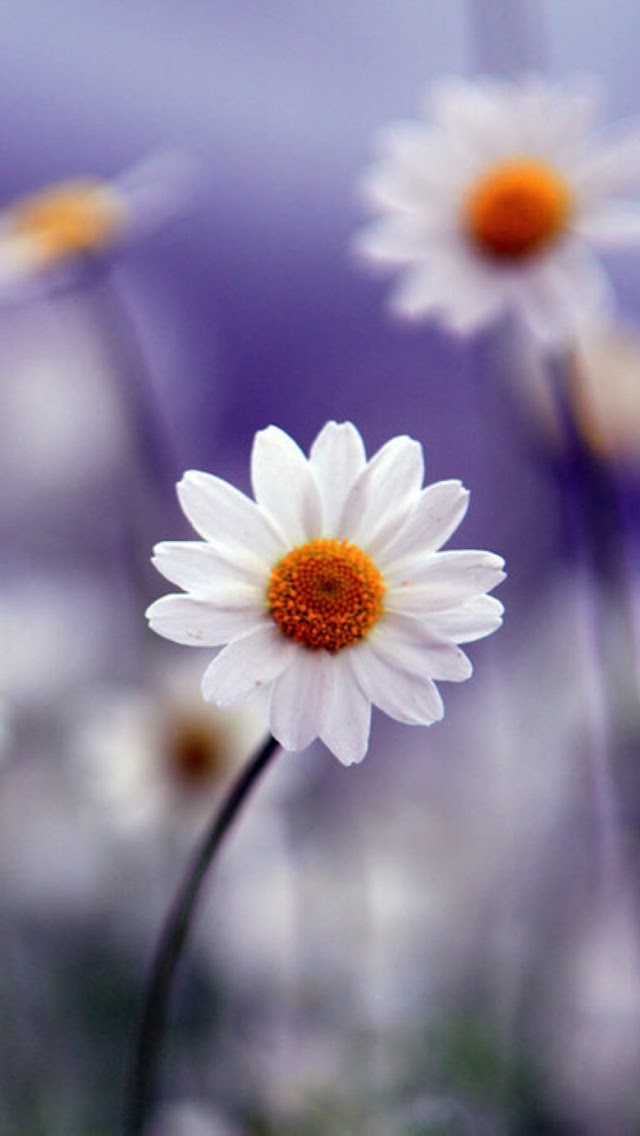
[123, 732, 281, 1136]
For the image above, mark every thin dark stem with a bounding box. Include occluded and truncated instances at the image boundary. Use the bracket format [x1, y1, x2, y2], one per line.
[123, 732, 281, 1136]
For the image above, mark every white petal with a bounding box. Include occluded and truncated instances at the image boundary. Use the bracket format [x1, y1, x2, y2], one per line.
[377, 480, 469, 569]
[352, 215, 430, 266]
[309, 421, 367, 535]
[350, 641, 444, 725]
[319, 653, 372, 765]
[513, 247, 612, 344]
[177, 471, 285, 564]
[338, 435, 424, 554]
[145, 593, 265, 647]
[201, 625, 296, 706]
[424, 594, 505, 643]
[251, 426, 322, 545]
[269, 649, 335, 751]
[417, 244, 507, 334]
[440, 273, 506, 335]
[577, 202, 640, 247]
[431, 79, 522, 159]
[389, 245, 506, 334]
[389, 264, 445, 321]
[576, 127, 640, 197]
[385, 550, 505, 610]
[152, 541, 264, 594]
[372, 612, 472, 682]
[374, 120, 436, 174]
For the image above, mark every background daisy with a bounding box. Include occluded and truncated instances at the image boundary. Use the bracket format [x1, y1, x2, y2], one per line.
[354, 76, 640, 344]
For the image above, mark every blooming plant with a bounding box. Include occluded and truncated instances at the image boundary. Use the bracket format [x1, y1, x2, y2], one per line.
[147, 420, 505, 764]
[354, 76, 640, 344]
[0, 153, 193, 287]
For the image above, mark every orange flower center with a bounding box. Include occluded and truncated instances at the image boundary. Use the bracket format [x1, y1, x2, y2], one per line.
[8, 180, 125, 263]
[465, 159, 572, 261]
[268, 538, 385, 653]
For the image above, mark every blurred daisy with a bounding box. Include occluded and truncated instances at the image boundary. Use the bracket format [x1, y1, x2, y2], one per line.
[149, 1101, 240, 1136]
[0, 570, 122, 713]
[147, 421, 504, 765]
[569, 321, 640, 462]
[354, 77, 640, 344]
[0, 153, 194, 287]
[72, 660, 268, 834]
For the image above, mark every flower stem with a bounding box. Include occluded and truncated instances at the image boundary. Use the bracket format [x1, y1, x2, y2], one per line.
[549, 354, 624, 898]
[467, 0, 546, 76]
[123, 732, 281, 1136]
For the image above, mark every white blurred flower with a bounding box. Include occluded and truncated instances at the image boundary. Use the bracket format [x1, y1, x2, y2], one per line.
[547, 891, 640, 1130]
[148, 1101, 241, 1136]
[0, 748, 116, 916]
[72, 658, 269, 834]
[569, 321, 640, 461]
[0, 572, 121, 712]
[354, 76, 640, 344]
[0, 296, 127, 501]
[147, 421, 504, 765]
[0, 152, 194, 287]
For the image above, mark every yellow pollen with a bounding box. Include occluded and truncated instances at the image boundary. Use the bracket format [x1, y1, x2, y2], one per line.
[465, 159, 572, 261]
[7, 180, 125, 263]
[268, 538, 385, 653]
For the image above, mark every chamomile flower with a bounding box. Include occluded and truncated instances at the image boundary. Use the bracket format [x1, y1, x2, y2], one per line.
[146, 421, 504, 765]
[354, 76, 640, 345]
[71, 661, 269, 834]
[0, 153, 193, 287]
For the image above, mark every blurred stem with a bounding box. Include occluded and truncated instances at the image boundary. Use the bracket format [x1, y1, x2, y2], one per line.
[123, 732, 281, 1136]
[89, 263, 181, 496]
[548, 354, 623, 898]
[467, 0, 546, 75]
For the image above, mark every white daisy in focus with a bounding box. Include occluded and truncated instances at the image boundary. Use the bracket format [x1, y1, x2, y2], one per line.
[353, 76, 640, 345]
[0, 152, 194, 289]
[72, 660, 268, 834]
[146, 421, 505, 765]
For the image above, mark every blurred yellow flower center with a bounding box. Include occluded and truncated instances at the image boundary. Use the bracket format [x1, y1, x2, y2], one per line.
[8, 180, 125, 263]
[166, 719, 225, 789]
[268, 538, 385, 653]
[465, 159, 572, 261]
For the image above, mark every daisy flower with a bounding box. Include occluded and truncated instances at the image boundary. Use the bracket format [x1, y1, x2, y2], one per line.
[71, 661, 269, 834]
[569, 321, 640, 462]
[0, 152, 193, 288]
[146, 421, 504, 765]
[353, 76, 640, 345]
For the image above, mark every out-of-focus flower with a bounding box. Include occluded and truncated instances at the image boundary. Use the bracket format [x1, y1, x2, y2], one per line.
[546, 891, 640, 1131]
[72, 659, 268, 834]
[147, 421, 504, 765]
[0, 571, 122, 714]
[0, 296, 128, 503]
[354, 77, 640, 344]
[569, 322, 640, 462]
[148, 1101, 241, 1136]
[0, 152, 194, 287]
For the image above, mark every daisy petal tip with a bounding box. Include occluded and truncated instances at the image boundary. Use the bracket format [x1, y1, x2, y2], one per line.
[453, 650, 474, 683]
[254, 423, 293, 450]
[179, 469, 203, 487]
[144, 596, 164, 623]
[328, 741, 369, 767]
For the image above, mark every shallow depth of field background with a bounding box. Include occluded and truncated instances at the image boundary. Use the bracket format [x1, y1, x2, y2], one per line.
[3, 3, 640, 1134]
